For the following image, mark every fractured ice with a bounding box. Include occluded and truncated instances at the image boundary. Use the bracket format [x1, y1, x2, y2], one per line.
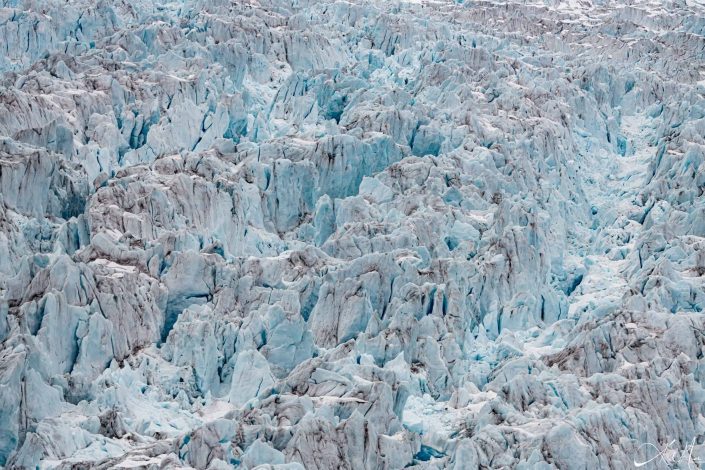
[0, 0, 704, 468]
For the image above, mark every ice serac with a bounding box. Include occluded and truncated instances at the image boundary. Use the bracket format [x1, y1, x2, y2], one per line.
[0, 0, 704, 468]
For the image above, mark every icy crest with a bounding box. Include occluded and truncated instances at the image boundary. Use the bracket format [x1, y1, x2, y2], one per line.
[0, 0, 704, 468]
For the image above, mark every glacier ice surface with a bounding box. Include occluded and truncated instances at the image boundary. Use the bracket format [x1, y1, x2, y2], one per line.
[1, 0, 705, 468]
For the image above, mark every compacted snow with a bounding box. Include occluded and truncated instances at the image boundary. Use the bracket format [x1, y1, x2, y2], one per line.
[0, 0, 704, 468]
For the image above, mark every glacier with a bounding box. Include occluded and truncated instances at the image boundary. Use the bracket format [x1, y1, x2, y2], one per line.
[0, 0, 704, 468]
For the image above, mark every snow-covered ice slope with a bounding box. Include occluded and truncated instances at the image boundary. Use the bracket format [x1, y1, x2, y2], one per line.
[0, 0, 704, 468]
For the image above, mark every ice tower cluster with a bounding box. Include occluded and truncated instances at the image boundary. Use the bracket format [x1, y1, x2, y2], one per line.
[0, 0, 704, 468]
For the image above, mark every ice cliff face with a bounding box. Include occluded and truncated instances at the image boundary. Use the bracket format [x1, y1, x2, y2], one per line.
[0, 0, 704, 468]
